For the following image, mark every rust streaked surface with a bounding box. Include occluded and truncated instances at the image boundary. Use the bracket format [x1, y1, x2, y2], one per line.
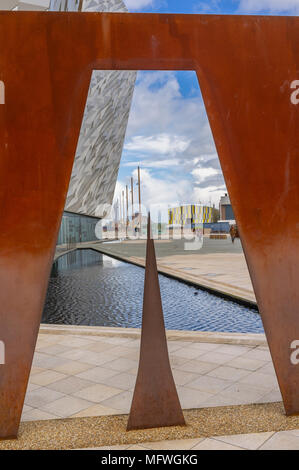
[0, 12, 299, 438]
[127, 215, 185, 430]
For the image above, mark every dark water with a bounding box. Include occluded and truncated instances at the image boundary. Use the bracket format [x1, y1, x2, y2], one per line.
[42, 249, 264, 333]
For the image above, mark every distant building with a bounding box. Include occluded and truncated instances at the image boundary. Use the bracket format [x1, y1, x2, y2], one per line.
[168, 205, 213, 228]
[219, 193, 235, 222]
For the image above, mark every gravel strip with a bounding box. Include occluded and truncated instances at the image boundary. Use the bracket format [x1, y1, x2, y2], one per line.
[1, 402, 299, 450]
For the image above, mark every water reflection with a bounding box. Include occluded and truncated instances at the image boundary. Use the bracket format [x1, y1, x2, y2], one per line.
[52, 249, 103, 274]
[42, 249, 264, 333]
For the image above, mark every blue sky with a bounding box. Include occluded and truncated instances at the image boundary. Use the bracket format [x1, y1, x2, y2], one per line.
[125, 0, 299, 15]
[126, 0, 236, 14]
[113, 1, 299, 217]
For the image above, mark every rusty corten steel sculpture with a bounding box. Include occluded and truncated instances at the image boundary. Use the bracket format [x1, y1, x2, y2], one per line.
[127, 214, 185, 431]
[1, 11, 299, 438]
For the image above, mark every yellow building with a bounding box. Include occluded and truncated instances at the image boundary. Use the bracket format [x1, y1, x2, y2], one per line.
[168, 204, 212, 228]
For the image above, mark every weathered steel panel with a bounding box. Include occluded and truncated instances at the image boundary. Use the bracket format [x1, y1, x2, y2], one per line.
[127, 215, 185, 430]
[0, 12, 299, 437]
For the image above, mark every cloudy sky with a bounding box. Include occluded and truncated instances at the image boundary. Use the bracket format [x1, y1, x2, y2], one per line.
[114, 0, 299, 215]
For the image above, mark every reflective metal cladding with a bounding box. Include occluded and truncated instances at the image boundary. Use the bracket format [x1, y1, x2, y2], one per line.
[50, 1, 137, 219]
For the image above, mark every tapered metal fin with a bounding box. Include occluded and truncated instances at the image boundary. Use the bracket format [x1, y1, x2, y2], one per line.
[127, 213, 185, 431]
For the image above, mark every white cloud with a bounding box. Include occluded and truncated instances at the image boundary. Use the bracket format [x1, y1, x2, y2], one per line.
[124, 71, 216, 157]
[238, 0, 299, 13]
[113, 168, 193, 222]
[193, 186, 225, 207]
[124, 158, 180, 168]
[193, 0, 221, 13]
[192, 167, 220, 183]
[124, 0, 153, 10]
[116, 166, 223, 214]
[134, 168, 192, 206]
[124, 134, 190, 155]
[120, 71, 225, 207]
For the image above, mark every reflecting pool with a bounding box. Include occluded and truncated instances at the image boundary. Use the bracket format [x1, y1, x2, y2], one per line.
[42, 249, 264, 333]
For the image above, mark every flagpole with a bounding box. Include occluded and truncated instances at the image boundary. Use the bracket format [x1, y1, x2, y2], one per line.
[137, 166, 142, 236]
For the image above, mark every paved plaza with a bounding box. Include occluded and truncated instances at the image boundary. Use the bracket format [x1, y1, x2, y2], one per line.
[23, 327, 278, 422]
[8, 325, 297, 449]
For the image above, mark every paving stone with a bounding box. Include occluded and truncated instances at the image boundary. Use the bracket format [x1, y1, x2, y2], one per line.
[212, 344, 251, 357]
[166, 343, 188, 353]
[256, 389, 282, 403]
[258, 362, 276, 376]
[259, 431, 299, 450]
[207, 366, 250, 381]
[213, 432, 275, 450]
[172, 347, 204, 360]
[244, 348, 272, 362]
[192, 438, 243, 450]
[216, 382, 267, 405]
[30, 370, 68, 387]
[71, 404, 119, 418]
[47, 376, 94, 394]
[185, 342, 220, 352]
[57, 337, 95, 349]
[172, 369, 199, 386]
[76, 366, 119, 383]
[228, 356, 267, 371]
[104, 358, 138, 372]
[100, 390, 134, 412]
[176, 359, 218, 375]
[32, 352, 66, 369]
[105, 372, 136, 391]
[239, 371, 279, 390]
[26, 383, 42, 392]
[176, 386, 214, 409]
[143, 439, 203, 450]
[84, 342, 115, 353]
[41, 396, 93, 418]
[22, 409, 60, 422]
[169, 356, 189, 367]
[24, 388, 66, 408]
[74, 383, 122, 403]
[36, 344, 70, 356]
[29, 367, 46, 375]
[187, 375, 233, 394]
[123, 350, 139, 361]
[52, 361, 93, 375]
[21, 404, 34, 414]
[196, 352, 236, 365]
[105, 346, 136, 357]
[59, 349, 113, 366]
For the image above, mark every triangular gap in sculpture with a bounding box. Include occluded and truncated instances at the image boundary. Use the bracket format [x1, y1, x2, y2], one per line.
[127, 213, 185, 430]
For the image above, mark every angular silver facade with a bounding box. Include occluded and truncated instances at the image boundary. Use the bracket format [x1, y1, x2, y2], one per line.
[50, 0, 137, 218]
[65, 69, 136, 218]
[1, 1, 49, 9]
[5, 0, 136, 219]
[50, 0, 127, 11]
